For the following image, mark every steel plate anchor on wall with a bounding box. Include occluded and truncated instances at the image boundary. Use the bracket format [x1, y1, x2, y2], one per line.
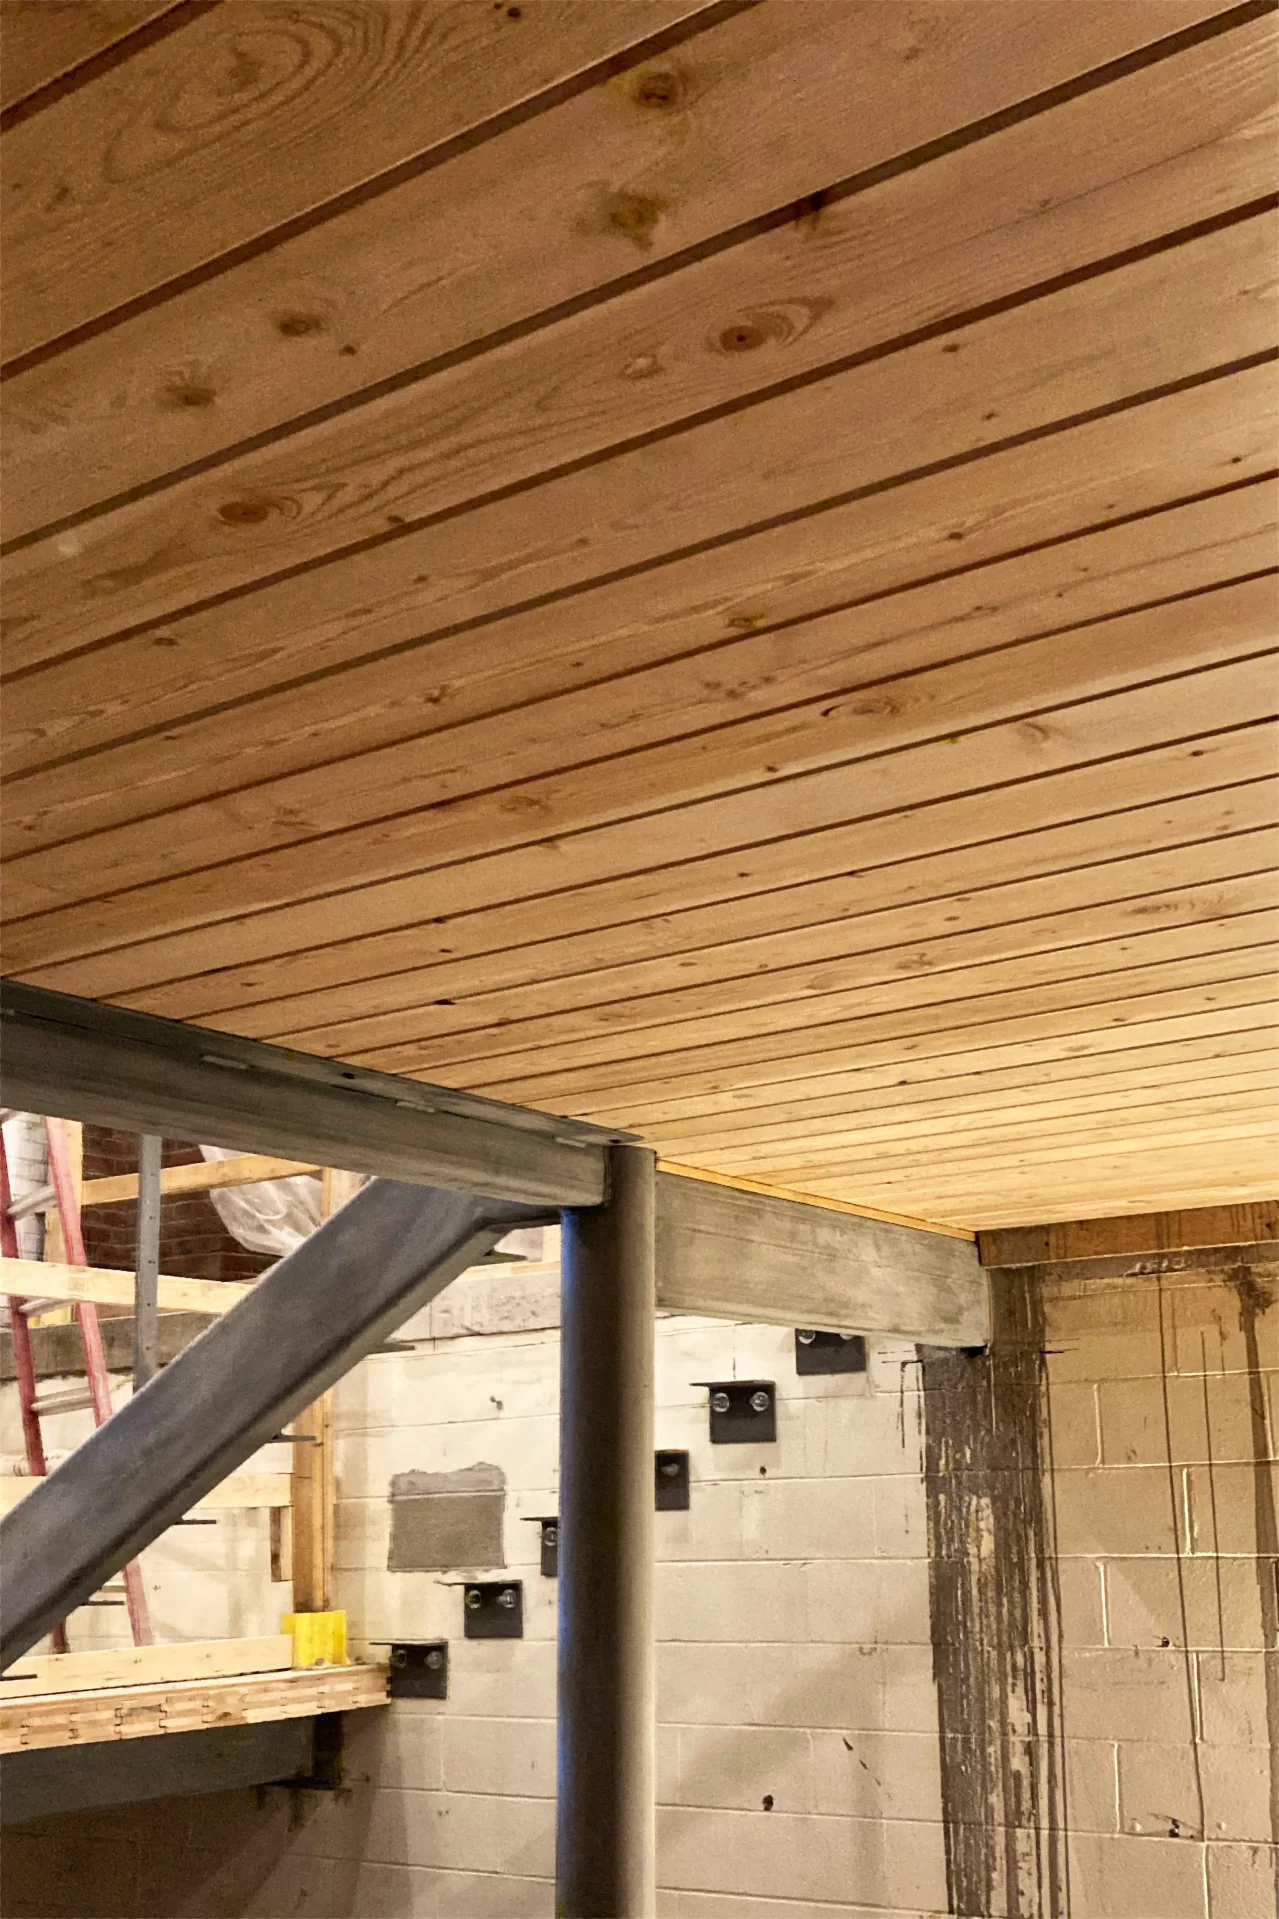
[794, 1330, 867, 1375]
[697, 1380, 777, 1444]
[463, 1580, 524, 1637]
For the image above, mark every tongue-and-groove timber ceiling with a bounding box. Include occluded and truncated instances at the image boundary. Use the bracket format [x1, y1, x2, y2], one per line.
[1, 0, 1276, 1229]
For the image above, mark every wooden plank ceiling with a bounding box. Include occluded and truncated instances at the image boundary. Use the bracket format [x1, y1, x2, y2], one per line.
[2, 0, 1276, 1230]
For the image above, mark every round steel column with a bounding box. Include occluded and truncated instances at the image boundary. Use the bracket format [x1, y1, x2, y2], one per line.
[556, 1144, 656, 1918]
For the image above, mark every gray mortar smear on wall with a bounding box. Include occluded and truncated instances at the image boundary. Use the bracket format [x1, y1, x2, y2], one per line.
[387, 1463, 506, 1572]
[920, 1271, 1070, 1919]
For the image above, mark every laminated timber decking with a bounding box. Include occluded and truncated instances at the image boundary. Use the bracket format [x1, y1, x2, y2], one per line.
[1, 1659, 389, 1754]
[1, 0, 1276, 1229]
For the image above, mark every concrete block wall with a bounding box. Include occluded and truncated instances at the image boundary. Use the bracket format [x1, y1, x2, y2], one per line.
[1035, 1258, 1278, 1917]
[3, 1248, 1275, 1918]
[0, 1376, 287, 1652]
[264, 1311, 949, 1919]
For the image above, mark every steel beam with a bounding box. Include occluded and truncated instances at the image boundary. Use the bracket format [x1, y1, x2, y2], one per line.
[655, 1170, 990, 1346]
[557, 1145, 656, 1918]
[0, 981, 626, 1208]
[1, 1179, 547, 1668]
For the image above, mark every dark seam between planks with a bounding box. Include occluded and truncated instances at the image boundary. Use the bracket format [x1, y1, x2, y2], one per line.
[2, 0, 1271, 479]
[195, 783, 1279, 1033]
[19, 679, 1275, 982]
[23, 720, 1279, 1024]
[592, 1029, 1279, 1125]
[252, 808, 1279, 1031]
[348, 948, 1279, 1079]
[255, 827, 1276, 1018]
[279, 887, 1279, 1054]
[5, 565, 1275, 926]
[5, 337, 1275, 696]
[0, 0, 217, 131]
[7, 562, 1273, 884]
[10, 461, 1275, 790]
[4, 189, 1274, 564]
[339, 945, 1279, 1087]
[117, 740, 1279, 1023]
[430, 977, 1279, 1093]
[646, 1065, 1279, 1156]
[0, 0, 761, 374]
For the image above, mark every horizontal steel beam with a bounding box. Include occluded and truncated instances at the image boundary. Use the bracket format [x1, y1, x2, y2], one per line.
[0, 1178, 546, 1668]
[656, 1170, 990, 1346]
[1, 1717, 320, 1826]
[0, 981, 627, 1208]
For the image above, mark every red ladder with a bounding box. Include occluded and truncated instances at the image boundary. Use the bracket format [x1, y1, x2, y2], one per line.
[2, 1117, 152, 1649]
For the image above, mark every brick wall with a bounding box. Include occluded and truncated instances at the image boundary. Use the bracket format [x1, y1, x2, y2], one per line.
[79, 1128, 271, 1284]
[3, 1246, 1275, 1918]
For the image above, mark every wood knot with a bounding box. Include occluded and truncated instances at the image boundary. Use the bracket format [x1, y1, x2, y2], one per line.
[633, 69, 682, 108]
[218, 499, 274, 527]
[718, 321, 768, 353]
[162, 380, 216, 409]
[712, 302, 827, 356]
[275, 312, 323, 338]
[604, 190, 664, 249]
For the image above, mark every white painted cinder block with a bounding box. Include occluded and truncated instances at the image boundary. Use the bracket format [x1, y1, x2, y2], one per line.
[68, 1255, 1269, 1919]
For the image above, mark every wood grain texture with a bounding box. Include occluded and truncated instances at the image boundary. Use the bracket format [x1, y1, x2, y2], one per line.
[978, 1201, 1279, 1264]
[7, 459, 1272, 856]
[720, 1096, 1279, 1186]
[81, 1151, 319, 1202]
[0, 1254, 251, 1314]
[564, 1015, 1279, 1139]
[5, 187, 1273, 670]
[502, 983, 1279, 1119]
[0, 1633, 292, 1700]
[0, 0, 708, 359]
[414, 940, 1279, 1100]
[249, 777, 1278, 1059]
[108, 721, 1277, 1029]
[0, 1471, 290, 1515]
[6, 4, 1269, 538]
[685, 1071, 1279, 1175]
[347, 877, 1279, 1082]
[1, 1661, 388, 1753]
[7, 362, 1267, 805]
[0, 0, 180, 113]
[652, 1030, 1279, 1149]
[8, 499, 1272, 903]
[6, 587, 1273, 975]
[1, 0, 1272, 1227]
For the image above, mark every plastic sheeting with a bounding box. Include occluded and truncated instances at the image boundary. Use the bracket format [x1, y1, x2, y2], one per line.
[197, 1147, 550, 1265]
[198, 1145, 324, 1261]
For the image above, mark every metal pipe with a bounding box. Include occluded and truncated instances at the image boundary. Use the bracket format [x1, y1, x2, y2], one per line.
[132, 1135, 162, 1391]
[556, 1145, 656, 1918]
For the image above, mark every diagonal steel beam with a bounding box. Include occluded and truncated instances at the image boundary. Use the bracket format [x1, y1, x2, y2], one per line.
[1, 1179, 547, 1668]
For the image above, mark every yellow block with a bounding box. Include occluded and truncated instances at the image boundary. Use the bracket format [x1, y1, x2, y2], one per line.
[282, 1609, 348, 1668]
